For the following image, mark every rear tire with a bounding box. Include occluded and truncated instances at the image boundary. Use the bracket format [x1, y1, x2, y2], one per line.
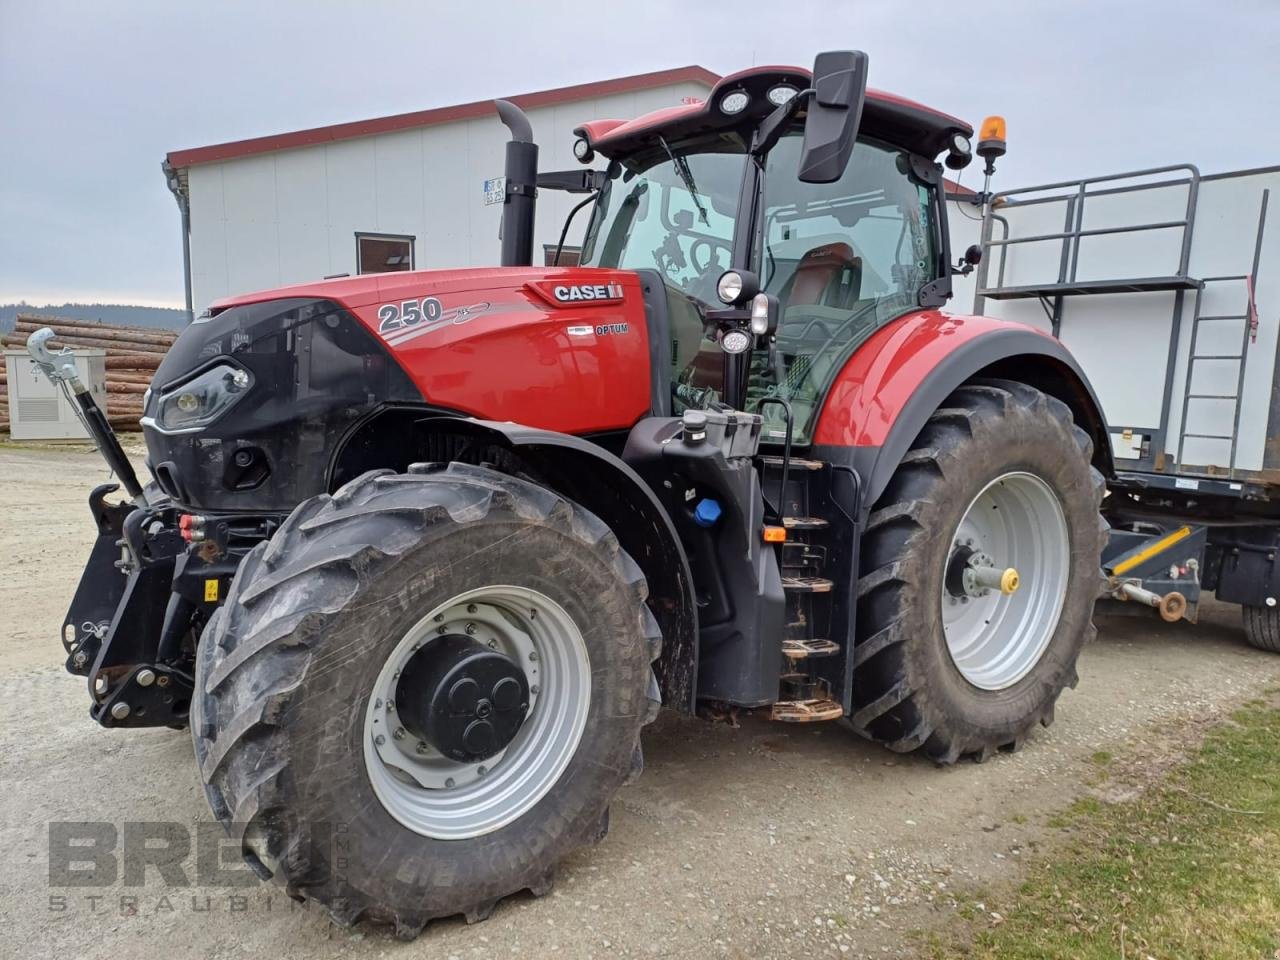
[191, 463, 660, 937]
[1242, 604, 1280, 653]
[849, 380, 1107, 763]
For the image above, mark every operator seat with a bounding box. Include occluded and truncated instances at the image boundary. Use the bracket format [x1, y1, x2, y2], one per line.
[780, 241, 862, 311]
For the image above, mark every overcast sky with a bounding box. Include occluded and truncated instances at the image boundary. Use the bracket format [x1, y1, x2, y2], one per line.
[2, 0, 1277, 307]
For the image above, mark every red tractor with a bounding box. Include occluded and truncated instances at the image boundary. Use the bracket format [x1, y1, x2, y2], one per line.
[34, 51, 1108, 935]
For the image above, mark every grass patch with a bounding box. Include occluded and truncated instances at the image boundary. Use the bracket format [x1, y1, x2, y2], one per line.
[926, 701, 1280, 959]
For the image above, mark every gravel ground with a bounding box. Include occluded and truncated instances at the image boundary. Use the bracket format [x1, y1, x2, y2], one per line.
[1, 444, 1278, 960]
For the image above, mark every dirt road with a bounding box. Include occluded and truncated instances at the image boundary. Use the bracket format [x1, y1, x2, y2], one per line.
[2, 444, 1277, 960]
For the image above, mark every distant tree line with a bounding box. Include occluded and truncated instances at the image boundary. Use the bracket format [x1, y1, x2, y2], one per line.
[0, 302, 186, 334]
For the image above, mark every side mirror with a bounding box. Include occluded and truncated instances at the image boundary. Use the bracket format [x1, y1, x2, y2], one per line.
[954, 244, 983, 276]
[798, 50, 869, 184]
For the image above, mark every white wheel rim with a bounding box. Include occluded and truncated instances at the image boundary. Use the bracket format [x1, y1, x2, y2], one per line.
[362, 585, 591, 840]
[941, 471, 1070, 691]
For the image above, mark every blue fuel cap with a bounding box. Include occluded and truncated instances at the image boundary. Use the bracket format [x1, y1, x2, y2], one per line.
[693, 498, 722, 528]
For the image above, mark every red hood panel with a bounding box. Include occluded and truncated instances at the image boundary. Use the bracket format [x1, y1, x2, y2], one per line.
[218, 266, 654, 435]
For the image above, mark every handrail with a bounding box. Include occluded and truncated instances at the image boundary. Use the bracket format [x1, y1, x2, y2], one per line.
[977, 164, 1202, 295]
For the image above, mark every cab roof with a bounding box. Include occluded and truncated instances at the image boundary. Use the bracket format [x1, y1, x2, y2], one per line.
[575, 65, 971, 161]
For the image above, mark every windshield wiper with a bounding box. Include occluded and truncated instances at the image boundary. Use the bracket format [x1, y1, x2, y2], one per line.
[658, 135, 709, 226]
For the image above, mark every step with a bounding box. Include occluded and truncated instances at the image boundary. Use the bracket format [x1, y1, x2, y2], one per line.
[782, 638, 841, 660]
[782, 516, 829, 531]
[759, 455, 826, 471]
[771, 698, 844, 723]
[782, 576, 834, 593]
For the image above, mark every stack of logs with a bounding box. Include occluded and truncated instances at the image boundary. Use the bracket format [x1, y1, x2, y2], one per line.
[1, 314, 177, 431]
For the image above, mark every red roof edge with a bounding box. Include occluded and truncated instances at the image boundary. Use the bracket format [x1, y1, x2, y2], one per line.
[166, 65, 721, 169]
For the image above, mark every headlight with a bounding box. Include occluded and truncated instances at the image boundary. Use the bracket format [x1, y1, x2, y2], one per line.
[720, 91, 750, 115]
[767, 84, 798, 106]
[152, 362, 252, 433]
[717, 270, 745, 304]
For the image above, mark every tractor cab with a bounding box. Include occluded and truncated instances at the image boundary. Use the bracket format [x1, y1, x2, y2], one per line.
[567, 60, 972, 442]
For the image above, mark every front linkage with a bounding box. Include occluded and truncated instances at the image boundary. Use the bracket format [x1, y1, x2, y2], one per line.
[27, 324, 275, 729]
[64, 481, 279, 728]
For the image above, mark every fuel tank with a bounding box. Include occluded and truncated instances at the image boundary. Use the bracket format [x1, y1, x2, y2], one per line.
[143, 267, 653, 512]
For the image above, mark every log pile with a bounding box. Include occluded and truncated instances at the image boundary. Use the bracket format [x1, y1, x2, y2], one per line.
[1, 314, 177, 431]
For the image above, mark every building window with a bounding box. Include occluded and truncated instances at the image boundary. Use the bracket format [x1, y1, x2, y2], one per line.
[543, 244, 581, 267]
[356, 233, 415, 274]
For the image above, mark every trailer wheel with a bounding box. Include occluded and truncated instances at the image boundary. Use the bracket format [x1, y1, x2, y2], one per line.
[1242, 605, 1280, 653]
[849, 379, 1107, 763]
[190, 463, 660, 937]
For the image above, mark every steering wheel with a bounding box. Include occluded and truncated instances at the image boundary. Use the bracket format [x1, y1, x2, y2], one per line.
[689, 237, 728, 276]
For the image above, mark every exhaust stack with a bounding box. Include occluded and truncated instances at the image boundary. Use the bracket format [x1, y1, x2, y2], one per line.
[495, 99, 538, 267]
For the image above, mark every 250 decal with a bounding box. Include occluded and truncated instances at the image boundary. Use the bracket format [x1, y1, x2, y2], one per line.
[376, 298, 492, 337]
[377, 298, 443, 334]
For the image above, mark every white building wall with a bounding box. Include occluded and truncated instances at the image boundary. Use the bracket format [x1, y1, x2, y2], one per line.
[187, 81, 711, 312]
[947, 167, 1280, 475]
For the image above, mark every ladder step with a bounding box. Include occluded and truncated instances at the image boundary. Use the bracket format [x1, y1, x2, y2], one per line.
[771, 698, 843, 723]
[1190, 354, 1243, 360]
[759, 455, 826, 471]
[1196, 314, 1248, 321]
[782, 576, 834, 593]
[1186, 393, 1238, 400]
[782, 638, 841, 660]
[782, 516, 829, 530]
[1182, 433, 1233, 440]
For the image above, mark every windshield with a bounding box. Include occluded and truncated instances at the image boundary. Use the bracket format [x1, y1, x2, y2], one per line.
[579, 134, 747, 305]
[580, 129, 939, 438]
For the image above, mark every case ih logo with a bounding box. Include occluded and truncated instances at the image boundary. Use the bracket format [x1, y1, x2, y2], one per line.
[526, 280, 627, 308]
[553, 283, 624, 303]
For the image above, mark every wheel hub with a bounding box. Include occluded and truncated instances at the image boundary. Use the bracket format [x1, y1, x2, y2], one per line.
[363, 587, 591, 840]
[396, 635, 530, 763]
[940, 472, 1069, 691]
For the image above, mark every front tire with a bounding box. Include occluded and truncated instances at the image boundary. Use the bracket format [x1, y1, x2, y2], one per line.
[191, 463, 661, 936]
[849, 380, 1107, 763]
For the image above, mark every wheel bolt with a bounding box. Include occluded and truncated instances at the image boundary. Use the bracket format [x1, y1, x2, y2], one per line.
[478, 766, 488, 777]
[374, 734, 385, 746]
[438, 626, 447, 634]
[445, 777, 455, 788]
[387, 700, 395, 712]
[433, 613, 444, 622]
[487, 639, 497, 649]
[530, 684, 540, 695]
[465, 623, 477, 635]
[529, 651, 539, 662]
[393, 727, 405, 740]
[467, 604, 478, 614]
[416, 741, 429, 754]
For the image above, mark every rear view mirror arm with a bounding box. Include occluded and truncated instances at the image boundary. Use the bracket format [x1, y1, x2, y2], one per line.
[751, 89, 814, 161]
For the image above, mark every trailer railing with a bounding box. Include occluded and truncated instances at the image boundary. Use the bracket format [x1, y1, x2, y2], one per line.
[975, 164, 1203, 324]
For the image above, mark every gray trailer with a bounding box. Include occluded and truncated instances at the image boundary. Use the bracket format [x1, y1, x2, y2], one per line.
[948, 162, 1279, 649]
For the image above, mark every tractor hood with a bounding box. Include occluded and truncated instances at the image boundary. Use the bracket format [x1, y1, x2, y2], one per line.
[143, 266, 652, 512]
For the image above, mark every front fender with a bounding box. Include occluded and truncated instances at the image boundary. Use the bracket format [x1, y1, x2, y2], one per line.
[411, 417, 700, 712]
[812, 310, 1111, 513]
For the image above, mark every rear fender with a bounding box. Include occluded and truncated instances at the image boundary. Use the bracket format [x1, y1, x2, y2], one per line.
[812, 311, 1112, 514]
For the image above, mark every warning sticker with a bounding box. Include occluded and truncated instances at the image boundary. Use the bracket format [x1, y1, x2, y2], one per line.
[204, 579, 220, 602]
